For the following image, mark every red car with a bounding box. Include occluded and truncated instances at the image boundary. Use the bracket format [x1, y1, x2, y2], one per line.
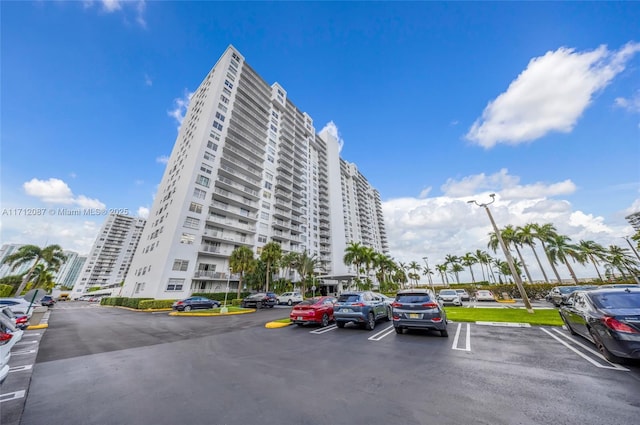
[290, 296, 337, 327]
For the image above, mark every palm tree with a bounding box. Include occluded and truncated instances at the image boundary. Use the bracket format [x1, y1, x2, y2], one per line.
[394, 262, 409, 290]
[490, 225, 533, 284]
[229, 246, 255, 299]
[343, 241, 364, 282]
[532, 223, 563, 283]
[460, 252, 477, 283]
[516, 223, 549, 283]
[436, 263, 449, 286]
[360, 246, 376, 287]
[546, 234, 582, 284]
[280, 252, 299, 283]
[296, 250, 319, 296]
[605, 245, 640, 280]
[451, 263, 464, 284]
[577, 240, 607, 281]
[474, 249, 491, 282]
[2, 244, 67, 297]
[30, 263, 57, 292]
[406, 261, 420, 287]
[260, 241, 282, 292]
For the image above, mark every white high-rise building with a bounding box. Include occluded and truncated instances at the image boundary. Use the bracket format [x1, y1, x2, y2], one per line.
[122, 45, 387, 300]
[0, 244, 31, 278]
[54, 251, 87, 289]
[73, 214, 146, 298]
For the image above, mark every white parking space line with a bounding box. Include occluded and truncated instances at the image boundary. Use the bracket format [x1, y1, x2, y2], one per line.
[476, 321, 531, 328]
[368, 325, 395, 341]
[23, 332, 41, 336]
[0, 390, 26, 403]
[11, 349, 37, 356]
[9, 364, 33, 373]
[15, 340, 38, 346]
[452, 323, 471, 351]
[549, 328, 630, 371]
[540, 328, 629, 371]
[310, 324, 337, 334]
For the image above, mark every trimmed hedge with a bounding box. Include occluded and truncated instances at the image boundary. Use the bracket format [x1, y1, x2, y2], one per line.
[231, 298, 242, 306]
[100, 297, 153, 309]
[0, 284, 13, 297]
[138, 299, 176, 309]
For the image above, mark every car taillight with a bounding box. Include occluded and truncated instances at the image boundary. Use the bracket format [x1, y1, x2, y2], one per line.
[422, 302, 439, 308]
[177, 301, 183, 305]
[0, 332, 12, 343]
[16, 316, 28, 323]
[602, 317, 639, 333]
[431, 317, 443, 322]
[352, 303, 365, 307]
[391, 302, 403, 308]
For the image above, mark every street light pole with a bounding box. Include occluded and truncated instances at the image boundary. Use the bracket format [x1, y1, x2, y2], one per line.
[221, 267, 231, 314]
[622, 236, 640, 284]
[422, 256, 435, 295]
[468, 194, 534, 313]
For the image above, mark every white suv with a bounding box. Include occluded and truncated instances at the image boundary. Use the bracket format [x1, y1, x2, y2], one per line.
[277, 292, 303, 306]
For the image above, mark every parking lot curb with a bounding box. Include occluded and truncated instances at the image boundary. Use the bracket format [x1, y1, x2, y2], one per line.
[169, 309, 256, 316]
[265, 321, 293, 329]
[26, 323, 49, 330]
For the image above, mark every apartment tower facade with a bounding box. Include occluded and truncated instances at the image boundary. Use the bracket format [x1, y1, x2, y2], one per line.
[122, 45, 387, 300]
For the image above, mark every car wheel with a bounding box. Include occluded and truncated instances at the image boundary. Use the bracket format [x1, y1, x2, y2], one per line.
[184, 306, 192, 312]
[561, 314, 577, 335]
[321, 313, 329, 327]
[365, 312, 376, 330]
[440, 329, 449, 337]
[336, 321, 345, 328]
[589, 328, 625, 364]
[288, 299, 293, 306]
[394, 327, 403, 334]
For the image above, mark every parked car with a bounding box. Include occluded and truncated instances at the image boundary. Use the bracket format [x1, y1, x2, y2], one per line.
[391, 289, 448, 336]
[41, 295, 56, 307]
[333, 291, 390, 330]
[598, 284, 640, 289]
[1, 307, 29, 330]
[0, 298, 35, 317]
[437, 289, 463, 306]
[0, 312, 23, 347]
[475, 290, 495, 302]
[549, 285, 597, 307]
[373, 293, 395, 307]
[558, 287, 640, 363]
[1, 318, 14, 384]
[277, 292, 303, 306]
[455, 289, 470, 301]
[172, 296, 220, 312]
[290, 296, 337, 327]
[241, 292, 277, 309]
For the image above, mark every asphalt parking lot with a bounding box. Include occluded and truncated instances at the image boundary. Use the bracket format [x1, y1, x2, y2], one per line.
[3, 302, 639, 425]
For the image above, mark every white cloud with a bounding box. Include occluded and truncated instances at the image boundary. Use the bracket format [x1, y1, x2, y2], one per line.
[382, 172, 632, 283]
[168, 90, 194, 129]
[440, 168, 575, 199]
[81, 1, 146, 28]
[144, 73, 153, 86]
[101, 0, 122, 12]
[615, 89, 640, 117]
[466, 42, 640, 148]
[23, 178, 105, 209]
[319, 121, 344, 152]
[156, 155, 169, 164]
[137, 207, 149, 219]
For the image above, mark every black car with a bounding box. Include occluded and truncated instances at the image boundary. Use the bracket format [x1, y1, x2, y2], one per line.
[241, 292, 277, 309]
[549, 285, 597, 306]
[41, 295, 56, 307]
[559, 288, 640, 363]
[172, 296, 220, 312]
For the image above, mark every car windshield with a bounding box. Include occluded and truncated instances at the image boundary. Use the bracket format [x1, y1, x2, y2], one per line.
[558, 287, 579, 294]
[591, 292, 640, 309]
[396, 294, 431, 303]
[338, 294, 360, 303]
[440, 290, 456, 295]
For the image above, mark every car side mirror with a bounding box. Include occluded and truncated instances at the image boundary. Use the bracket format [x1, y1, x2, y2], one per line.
[563, 299, 573, 306]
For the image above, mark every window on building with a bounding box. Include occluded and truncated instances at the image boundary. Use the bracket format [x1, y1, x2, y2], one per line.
[261, 211, 269, 220]
[212, 121, 223, 131]
[258, 234, 267, 243]
[204, 151, 215, 161]
[218, 103, 227, 113]
[200, 164, 212, 174]
[207, 141, 218, 151]
[220, 95, 229, 104]
[172, 260, 189, 271]
[264, 182, 272, 190]
[265, 172, 273, 181]
[196, 175, 210, 187]
[184, 217, 200, 229]
[224, 80, 233, 89]
[166, 279, 184, 291]
[215, 112, 225, 122]
[180, 233, 195, 244]
[193, 188, 206, 199]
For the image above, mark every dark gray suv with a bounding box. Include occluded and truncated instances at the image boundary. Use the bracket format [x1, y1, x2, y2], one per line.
[392, 290, 448, 336]
[333, 291, 391, 330]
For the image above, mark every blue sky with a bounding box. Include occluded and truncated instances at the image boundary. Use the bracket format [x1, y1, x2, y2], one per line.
[1, 1, 639, 282]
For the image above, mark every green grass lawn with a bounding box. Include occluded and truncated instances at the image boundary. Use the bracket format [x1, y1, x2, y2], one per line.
[444, 307, 563, 326]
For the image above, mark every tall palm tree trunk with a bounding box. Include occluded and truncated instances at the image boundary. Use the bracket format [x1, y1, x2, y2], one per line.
[530, 246, 550, 283]
[588, 254, 603, 281]
[542, 242, 563, 283]
[514, 245, 533, 283]
[563, 259, 579, 284]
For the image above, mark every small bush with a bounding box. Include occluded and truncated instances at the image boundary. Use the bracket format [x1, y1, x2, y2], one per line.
[231, 298, 243, 306]
[0, 284, 13, 297]
[100, 297, 153, 309]
[139, 299, 175, 309]
[191, 292, 251, 302]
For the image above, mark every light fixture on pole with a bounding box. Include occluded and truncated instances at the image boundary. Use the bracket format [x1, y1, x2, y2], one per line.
[468, 194, 534, 313]
[221, 267, 231, 314]
[422, 256, 435, 294]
